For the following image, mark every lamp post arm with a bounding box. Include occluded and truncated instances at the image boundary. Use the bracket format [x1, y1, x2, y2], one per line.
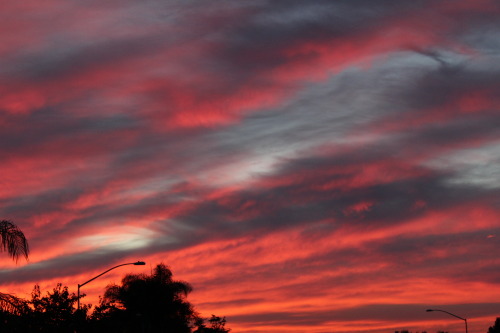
[427, 309, 468, 333]
[77, 261, 144, 310]
[78, 262, 135, 289]
[432, 309, 466, 322]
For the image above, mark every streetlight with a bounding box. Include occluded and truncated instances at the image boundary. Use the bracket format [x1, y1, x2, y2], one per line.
[77, 261, 145, 310]
[426, 309, 468, 333]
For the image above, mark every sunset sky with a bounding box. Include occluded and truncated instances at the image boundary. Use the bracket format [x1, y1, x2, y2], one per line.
[1, 1, 500, 332]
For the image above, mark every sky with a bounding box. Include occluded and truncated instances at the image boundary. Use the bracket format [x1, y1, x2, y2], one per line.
[0, 0, 499, 332]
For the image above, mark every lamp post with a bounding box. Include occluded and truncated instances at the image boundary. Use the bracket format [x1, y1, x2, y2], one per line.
[426, 309, 468, 333]
[77, 261, 145, 310]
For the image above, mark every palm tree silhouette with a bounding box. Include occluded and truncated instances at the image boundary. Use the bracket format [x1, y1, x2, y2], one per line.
[101, 263, 195, 332]
[0, 219, 30, 314]
[0, 220, 29, 262]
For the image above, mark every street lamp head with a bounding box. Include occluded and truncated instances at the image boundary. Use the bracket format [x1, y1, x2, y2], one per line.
[426, 309, 434, 312]
[134, 261, 146, 265]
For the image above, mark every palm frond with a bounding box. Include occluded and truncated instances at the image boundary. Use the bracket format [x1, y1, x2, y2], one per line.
[0, 292, 29, 315]
[0, 220, 29, 262]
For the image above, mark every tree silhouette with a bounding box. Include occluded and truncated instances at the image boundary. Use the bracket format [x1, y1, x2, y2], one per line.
[0, 220, 30, 314]
[100, 263, 196, 332]
[0, 291, 29, 316]
[0, 260, 231, 332]
[0, 283, 90, 332]
[30, 283, 88, 332]
[488, 318, 500, 333]
[194, 315, 231, 333]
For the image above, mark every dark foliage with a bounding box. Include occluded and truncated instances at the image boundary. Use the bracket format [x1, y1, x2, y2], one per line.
[194, 314, 231, 333]
[98, 263, 196, 332]
[30, 283, 89, 332]
[488, 318, 500, 333]
[0, 283, 89, 332]
[0, 263, 230, 333]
